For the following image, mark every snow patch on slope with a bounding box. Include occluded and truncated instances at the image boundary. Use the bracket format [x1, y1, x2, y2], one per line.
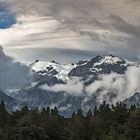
[94, 55, 124, 66]
[31, 61, 77, 81]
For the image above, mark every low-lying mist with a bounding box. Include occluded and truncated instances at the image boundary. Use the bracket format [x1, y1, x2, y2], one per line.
[41, 66, 140, 103]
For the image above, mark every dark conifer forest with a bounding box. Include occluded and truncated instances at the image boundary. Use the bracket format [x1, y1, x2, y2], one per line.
[0, 100, 139, 140]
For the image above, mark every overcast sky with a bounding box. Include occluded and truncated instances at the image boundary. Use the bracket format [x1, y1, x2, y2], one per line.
[0, 0, 140, 63]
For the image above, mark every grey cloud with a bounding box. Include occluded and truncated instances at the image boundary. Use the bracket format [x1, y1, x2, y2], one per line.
[0, 47, 31, 91]
[110, 15, 140, 38]
[1, 0, 140, 63]
[7, 47, 107, 63]
[7, 47, 140, 64]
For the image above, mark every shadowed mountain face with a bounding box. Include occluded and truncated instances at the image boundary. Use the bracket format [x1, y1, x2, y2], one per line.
[68, 55, 127, 77]
[0, 46, 31, 91]
[0, 89, 13, 102]
[124, 93, 140, 107]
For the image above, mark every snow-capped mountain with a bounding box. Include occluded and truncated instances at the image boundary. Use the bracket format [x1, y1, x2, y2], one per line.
[68, 55, 129, 77]
[12, 55, 140, 116]
[31, 55, 129, 80]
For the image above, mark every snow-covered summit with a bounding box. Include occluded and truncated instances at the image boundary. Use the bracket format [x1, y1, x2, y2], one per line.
[31, 60, 77, 81]
[31, 55, 130, 79]
[93, 55, 125, 66]
[68, 55, 129, 77]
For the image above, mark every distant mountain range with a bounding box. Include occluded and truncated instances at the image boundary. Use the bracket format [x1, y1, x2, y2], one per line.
[0, 48, 139, 116]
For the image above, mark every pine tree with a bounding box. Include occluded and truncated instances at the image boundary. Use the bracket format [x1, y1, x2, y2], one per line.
[77, 109, 84, 118]
[94, 105, 98, 116]
[51, 107, 59, 118]
[124, 109, 140, 140]
[0, 100, 8, 128]
[86, 109, 93, 119]
[129, 105, 136, 113]
[112, 102, 129, 125]
[72, 111, 76, 119]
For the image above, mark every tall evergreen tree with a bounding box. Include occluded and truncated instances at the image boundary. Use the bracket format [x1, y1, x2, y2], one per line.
[86, 109, 93, 119]
[125, 109, 140, 140]
[0, 100, 8, 127]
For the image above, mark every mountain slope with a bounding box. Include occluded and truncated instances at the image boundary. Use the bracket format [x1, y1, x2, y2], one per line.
[123, 93, 140, 107]
[12, 55, 140, 115]
[0, 89, 14, 102]
[68, 55, 129, 77]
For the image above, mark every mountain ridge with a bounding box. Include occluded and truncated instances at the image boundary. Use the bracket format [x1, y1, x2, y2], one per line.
[11, 54, 140, 116]
[0, 48, 139, 115]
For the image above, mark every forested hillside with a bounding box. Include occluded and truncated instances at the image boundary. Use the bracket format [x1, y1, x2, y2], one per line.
[0, 100, 139, 140]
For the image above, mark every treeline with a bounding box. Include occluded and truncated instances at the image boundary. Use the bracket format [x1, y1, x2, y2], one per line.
[0, 100, 139, 140]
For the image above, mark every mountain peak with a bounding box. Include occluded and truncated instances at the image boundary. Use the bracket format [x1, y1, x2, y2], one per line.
[98, 55, 124, 65]
[68, 55, 128, 77]
[89, 55, 124, 66]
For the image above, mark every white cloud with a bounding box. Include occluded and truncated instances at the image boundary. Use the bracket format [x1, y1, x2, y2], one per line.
[86, 66, 140, 104]
[39, 65, 140, 104]
[40, 77, 84, 96]
[59, 104, 72, 112]
[0, 0, 140, 62]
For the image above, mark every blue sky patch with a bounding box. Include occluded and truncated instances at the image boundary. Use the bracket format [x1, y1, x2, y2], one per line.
[0, 5, 16, 29]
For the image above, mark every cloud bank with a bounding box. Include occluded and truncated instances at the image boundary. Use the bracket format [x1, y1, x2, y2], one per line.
[40, 66, 140, 103]
[40, 77, 84, 96]
[0, 0, 140, 62]
[0, 47, 31, 91]
[86, 66, 140, 104]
